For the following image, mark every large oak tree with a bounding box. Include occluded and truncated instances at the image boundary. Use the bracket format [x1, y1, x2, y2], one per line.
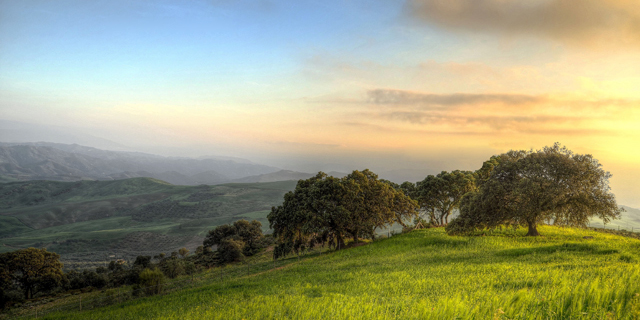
[446, 144, 623, 236]
[268, 170, 418, 257]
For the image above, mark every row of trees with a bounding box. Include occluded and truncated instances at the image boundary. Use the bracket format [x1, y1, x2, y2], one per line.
[268, 144, 622, 252]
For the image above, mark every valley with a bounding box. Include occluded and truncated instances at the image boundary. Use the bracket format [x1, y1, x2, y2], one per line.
[0, 178, 296, 268]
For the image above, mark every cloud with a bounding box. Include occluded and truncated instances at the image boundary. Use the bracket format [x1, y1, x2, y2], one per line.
[367, 89, 543, 108]
[406, 0, 640, 46]
[354, 88, 638, 137]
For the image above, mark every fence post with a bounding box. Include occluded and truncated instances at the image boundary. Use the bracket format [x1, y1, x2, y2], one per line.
[80, 296, 82, 311]
[247, 263, 250, 276]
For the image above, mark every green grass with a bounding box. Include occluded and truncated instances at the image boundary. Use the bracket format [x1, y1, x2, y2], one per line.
[39, 226, 640, 319]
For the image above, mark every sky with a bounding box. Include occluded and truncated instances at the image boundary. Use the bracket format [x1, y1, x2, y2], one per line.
[1, 0, 639, 206]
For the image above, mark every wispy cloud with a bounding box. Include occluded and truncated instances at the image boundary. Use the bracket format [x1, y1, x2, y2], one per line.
[407, 0, 640, 47]
[367, 89, 543, 108]
[352, 88, 638, 137]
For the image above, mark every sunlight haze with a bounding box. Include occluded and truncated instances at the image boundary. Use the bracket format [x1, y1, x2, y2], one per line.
[1, 0, 639, 206]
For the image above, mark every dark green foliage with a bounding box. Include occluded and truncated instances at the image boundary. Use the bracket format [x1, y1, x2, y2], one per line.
[204, 224, 240, 248]
[447, 143, 623, 236]
[159, 258, 185, 279]
[415, 170, 476, 225]
[202, 219, 266, 264]
[192, 246, 217, 268]
[137, 268, 165, 296]
[66, 270, 108, 290]
[217, 239, 245, 263]
[268, 170, 418, 258]
[0, 248, 64, 300]
[134, 256, 152, 269]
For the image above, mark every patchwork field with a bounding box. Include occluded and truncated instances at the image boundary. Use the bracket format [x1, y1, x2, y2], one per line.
[0, 178, 296, 267]
[39, 226, 640, 319]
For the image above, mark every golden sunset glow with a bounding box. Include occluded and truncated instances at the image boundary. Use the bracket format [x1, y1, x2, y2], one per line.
[1, 0, 639, 206]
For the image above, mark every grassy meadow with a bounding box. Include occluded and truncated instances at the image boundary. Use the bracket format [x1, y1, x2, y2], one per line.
[39, 226, 640, 319]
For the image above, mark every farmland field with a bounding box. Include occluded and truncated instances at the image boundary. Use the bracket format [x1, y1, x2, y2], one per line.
[40, 226, 640, 319]
[0, 178, 297, 267]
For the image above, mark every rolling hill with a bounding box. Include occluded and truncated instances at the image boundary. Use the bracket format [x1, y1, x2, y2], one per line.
[34, 226, 640, 319]
[0, 178, 297, 267]
[1, 174, 637, 270]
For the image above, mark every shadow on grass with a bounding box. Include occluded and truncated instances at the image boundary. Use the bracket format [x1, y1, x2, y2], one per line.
[496, 243, 618, 257]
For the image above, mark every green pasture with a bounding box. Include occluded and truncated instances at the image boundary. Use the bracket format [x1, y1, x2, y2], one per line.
[42, 226, 640, 319]
[0, 179, 296, 262]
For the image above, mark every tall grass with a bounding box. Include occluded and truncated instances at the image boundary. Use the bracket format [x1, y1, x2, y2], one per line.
[43, 226, 640, 319]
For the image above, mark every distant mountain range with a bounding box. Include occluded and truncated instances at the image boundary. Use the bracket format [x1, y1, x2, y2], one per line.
[0, 142, 281, 185]
[232, 170, 347, 183]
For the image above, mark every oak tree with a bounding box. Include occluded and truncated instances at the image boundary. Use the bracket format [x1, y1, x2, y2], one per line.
[446, 144, 623, 236]
[0, 248, 64, 299]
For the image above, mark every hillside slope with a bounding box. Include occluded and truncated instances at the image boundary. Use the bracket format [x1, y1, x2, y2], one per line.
[43, 226, 640, 319]
[0, 178, 297, 266]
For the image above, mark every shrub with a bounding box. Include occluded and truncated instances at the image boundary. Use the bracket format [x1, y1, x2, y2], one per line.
[217, 239, 245, 263]
[138, 268, 165, 296]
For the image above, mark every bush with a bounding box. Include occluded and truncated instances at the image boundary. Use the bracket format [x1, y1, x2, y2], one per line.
[160, 259, 184, 279]
[138, 268, 165, 296]
[217, 239, 245, 263]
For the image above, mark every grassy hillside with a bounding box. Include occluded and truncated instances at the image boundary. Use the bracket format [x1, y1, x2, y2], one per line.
[38, 226, 640, 319]
[0, 179, 297, 267]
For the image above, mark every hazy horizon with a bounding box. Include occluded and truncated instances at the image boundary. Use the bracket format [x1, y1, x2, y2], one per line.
[1, 1, 639, 207]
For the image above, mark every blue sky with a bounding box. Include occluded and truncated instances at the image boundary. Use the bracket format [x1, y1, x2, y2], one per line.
[1, 0, 640, 206]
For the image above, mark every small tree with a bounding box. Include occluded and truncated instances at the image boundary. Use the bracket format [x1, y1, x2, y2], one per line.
[133, 256, 152, 269]
[447, 143, 623, 236]
[178, 247, 190, 258]
[138, 268, 165, 296]
[416, 170, 476, 225]
[160, 259, 184, 279]
[203, 224, 237, 248]
[203, 219, 264, 259]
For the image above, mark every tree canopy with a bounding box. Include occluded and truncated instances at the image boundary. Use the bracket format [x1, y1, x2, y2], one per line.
[203, 219, 266, 263]
[415, 170, 476, 225]
[268, 170, 418, 258]
[446, 143, 623, 236]
[0, 248, 64, 299]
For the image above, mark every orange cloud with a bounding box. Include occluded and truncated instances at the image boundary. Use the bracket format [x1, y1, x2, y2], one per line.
[407, 0, 640, 47]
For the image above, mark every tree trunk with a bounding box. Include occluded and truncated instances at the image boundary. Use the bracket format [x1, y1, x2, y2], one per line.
[337, 234, 345, 250]
[526, 221, 540, 236]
